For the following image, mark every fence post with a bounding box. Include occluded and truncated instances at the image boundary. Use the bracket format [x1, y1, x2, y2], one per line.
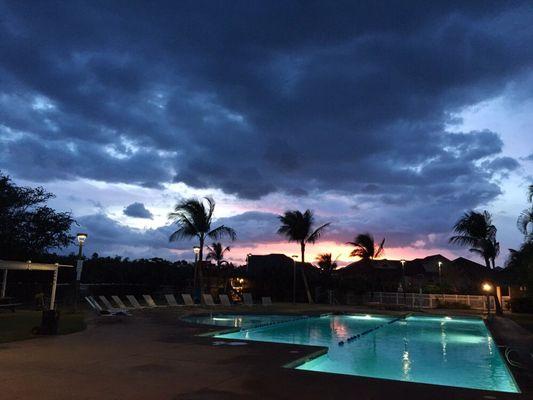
[429, 296, 433, 308]
[467, 295, 470, 306]
[379, 292, 382, 304]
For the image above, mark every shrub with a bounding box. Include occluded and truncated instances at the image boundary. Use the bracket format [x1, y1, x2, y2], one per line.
[510, 297, 533, 313]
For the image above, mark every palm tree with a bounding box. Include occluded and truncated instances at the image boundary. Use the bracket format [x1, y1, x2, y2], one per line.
[278, 210, 330, 263]
[316, 253, 338, 304]
[206, 242, 230, 267]
[347, 233, 385, 260]
[316, 253, 338, 274]
[168, 197, 236, 294]
[469, 238, 500, 269]
[517, 184, 533, 241]
[449, 210, 497, 269]
[278, 209, 330, 303]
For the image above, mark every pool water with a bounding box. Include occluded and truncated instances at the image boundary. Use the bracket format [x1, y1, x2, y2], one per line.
[209, 314, 519, 393]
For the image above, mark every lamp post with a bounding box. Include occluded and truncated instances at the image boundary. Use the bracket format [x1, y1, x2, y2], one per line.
[193, 246, 200, 301]
[482, 282, 493, 316]
[438, 261, 443, 301]
[75, 233, 88, 312]
[246, 253, 252, 271]
[292, 255, 298, 304]
[400, 259, 406, 302]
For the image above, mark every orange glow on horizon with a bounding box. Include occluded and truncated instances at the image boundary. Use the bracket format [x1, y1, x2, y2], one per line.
[170, 240, 459, 266]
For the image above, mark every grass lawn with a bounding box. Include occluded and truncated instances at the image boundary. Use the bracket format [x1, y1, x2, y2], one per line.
[0, 310, 86, 343]
[507, 313, 533, 334]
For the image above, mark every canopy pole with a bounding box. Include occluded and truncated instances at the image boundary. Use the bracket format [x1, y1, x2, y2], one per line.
[1, 269, 7, 298]
[50, 265, 58, 310]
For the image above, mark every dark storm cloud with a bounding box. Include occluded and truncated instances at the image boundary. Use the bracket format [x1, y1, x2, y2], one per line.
[1, 0, 532, 250]
[123, 202, 153, 219]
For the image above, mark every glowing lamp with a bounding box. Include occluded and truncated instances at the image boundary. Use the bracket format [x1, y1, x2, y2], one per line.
[76, 233, 88, 245]
[482, 282, 493, 293]
[193, 246, 200, 255]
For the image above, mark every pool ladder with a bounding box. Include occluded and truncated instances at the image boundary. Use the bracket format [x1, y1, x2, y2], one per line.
[338, 313, 411, 346]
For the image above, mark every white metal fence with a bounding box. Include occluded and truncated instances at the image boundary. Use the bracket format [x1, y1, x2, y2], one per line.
[364, 292, 510, 311]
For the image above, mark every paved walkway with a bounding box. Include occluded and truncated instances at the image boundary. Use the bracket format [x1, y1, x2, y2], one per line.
[0, 306, 529, 399]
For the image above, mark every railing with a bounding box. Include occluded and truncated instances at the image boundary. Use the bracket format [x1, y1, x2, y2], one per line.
[364, 292, 510, 310]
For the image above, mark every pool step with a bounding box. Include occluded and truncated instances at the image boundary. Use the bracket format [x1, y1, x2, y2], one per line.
[338, 313, 411, 346]
[240, 315, 310, 332]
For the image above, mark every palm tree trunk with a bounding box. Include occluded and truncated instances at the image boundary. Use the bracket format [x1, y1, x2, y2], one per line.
[484, 257, 490, 269]
[198, 236, 204, 297]
[300, 242, 313, 304]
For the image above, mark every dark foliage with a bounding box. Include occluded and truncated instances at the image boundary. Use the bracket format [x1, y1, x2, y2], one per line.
[0, 172, 75, 260]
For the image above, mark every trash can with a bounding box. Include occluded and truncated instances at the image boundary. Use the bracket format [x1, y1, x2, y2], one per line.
[39, 310, 60, 335]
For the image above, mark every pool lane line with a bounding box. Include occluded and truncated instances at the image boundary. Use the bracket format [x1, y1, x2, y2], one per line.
[338, 313, 411, 346]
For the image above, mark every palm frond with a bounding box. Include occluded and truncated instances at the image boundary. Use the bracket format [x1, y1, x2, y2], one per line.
[517, 209, 533, 235]
[374, 238, 385, 258]
[208, 225, 237, 241]
[306, 222, 330, 244]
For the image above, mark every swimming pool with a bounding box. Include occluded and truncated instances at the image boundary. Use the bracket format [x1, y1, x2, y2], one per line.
[183, 314, 301, 329]
[201, 314, 519, 393]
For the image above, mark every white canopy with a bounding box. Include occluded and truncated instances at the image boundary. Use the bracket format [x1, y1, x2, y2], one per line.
[0, 260, 74, 310]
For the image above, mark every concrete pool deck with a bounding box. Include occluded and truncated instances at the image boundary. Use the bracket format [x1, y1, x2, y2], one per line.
[0, 304, 530, 399]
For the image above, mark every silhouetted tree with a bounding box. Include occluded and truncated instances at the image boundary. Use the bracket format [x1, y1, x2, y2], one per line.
[168, 197, 236, 294]
[517, 184, 533, 242]
[0, 172, 75, 259]
[278, 209, 330, 303]
[347, 233, 385, 260]
[206, 242, 230, 267]
[449, 210, 498, 268]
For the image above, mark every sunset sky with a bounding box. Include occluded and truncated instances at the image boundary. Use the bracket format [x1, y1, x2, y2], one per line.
[0, 1, 532, 266]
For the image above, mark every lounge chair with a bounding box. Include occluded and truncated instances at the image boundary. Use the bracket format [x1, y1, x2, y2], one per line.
[111, 295, 130, 309]
[164, 294, 179, 307]
[243, 293, 253, 306]
[202, 294, 217, 306]
[219, 294, 231, 306]
[85, 296, 131, 316]
[181, 293, 196, 306]
[143, 294, 160, 307]
[126, 295, 145, 309]
[261, 296, 272, 306]
[98, 295, 115, 309]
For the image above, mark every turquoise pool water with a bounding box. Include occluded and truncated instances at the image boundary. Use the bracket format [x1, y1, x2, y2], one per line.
[211, 314, 519, 393]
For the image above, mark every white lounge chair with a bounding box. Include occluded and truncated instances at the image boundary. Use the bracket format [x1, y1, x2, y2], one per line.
[243, 293, 253, 306]
[126, 295, 145, 309]
[219, 294, 231, 306]
[85, 296, 130, 316]
[164, 294, 179, 307]
[143, 294, 160, 307]
[202, 294, 217, 306]
[99, 295, 115, 309]
[181, 293, 196, 306]
[111, 295, 129, 309]
[262, 296, 272, 306]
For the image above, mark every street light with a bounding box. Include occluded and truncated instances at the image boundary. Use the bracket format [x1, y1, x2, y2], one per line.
[292, 255, 298, 304]
[75, 233, 88, 312]
[193, 246, 201, 301]
[400, 259, 406, 301]
[482, 282, 493, 316]
[438, 261, 443, 300]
